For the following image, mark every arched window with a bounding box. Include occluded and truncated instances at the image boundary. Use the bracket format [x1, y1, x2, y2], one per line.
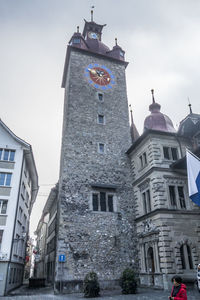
[180, 244, 193, 270]
[187, 245, 193, 269]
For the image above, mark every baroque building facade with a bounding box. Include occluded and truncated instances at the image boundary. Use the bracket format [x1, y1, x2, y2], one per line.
[127, 94, 200, 289]
[35, 14, 200, 292]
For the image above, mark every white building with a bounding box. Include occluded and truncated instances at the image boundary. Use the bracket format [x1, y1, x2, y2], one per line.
[0, 119, 38, 296]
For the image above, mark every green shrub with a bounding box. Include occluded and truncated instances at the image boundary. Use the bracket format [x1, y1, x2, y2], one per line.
[120, 268, 137, 294]
[83, 271, 100, 298]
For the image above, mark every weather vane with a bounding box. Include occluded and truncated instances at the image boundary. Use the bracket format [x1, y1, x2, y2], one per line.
[91, 5, 95, 22]
[188, 97, 192, 114]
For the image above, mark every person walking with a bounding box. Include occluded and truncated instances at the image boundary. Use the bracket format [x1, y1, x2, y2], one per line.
[168, 276, 187, 300]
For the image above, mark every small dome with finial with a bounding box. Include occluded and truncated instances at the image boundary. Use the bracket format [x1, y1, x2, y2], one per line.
[144, 89, 176, 133]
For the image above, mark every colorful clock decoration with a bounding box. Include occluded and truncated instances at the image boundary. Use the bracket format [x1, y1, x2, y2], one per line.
[84, 63, 115, 90]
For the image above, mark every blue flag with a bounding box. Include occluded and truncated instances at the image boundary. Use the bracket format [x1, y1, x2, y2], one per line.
[186, 150, 200, 207]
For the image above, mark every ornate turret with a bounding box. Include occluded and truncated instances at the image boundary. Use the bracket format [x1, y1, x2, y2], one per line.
[68, 11, 125, 61]
[178, 102, 200, 140]
[144, 89, 176, 133]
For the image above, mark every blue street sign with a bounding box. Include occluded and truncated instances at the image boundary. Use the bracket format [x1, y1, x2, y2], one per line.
[58, 254, 66, 262]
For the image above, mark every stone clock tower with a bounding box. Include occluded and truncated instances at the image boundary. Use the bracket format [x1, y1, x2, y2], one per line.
[55, 14, 136, 292]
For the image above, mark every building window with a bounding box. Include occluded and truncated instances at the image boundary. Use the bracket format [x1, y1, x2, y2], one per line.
[168, 185, 186, 209]
[97, 114, 105, 124]
[163, 146, 178, 160]
[139, 152, 147, 168]
[0, 172, 12, 186]
[180, 244, 193, 270]
[169, 186, 177, 207]
[0, 149, 15, 162]
[73, 38, 80, 44]
[120, 51, 124, 57]
[98, 143, 105, 154]
[98, 93, 104, 101]
[0, 200, 8, 214]
[178, 186, 186, 208]
[142, 189, 151, 214]
[21, 182, 26, 199]
[92, 192, 114, 212]
[0, 230, 3, 250]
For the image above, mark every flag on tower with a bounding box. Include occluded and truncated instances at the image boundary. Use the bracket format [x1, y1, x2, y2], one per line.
[186, 150, 200, 207]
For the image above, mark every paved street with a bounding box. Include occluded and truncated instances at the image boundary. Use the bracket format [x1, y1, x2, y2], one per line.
[3, 285, 200, 300]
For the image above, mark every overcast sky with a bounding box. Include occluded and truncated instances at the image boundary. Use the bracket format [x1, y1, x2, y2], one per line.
[1, 0, 200, 237]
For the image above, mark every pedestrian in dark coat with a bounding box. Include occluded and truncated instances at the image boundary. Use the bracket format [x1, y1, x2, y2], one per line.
[168, 276, 187, 300]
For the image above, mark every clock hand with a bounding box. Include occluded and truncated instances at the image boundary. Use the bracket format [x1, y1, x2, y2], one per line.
[88, 68, 97, 75]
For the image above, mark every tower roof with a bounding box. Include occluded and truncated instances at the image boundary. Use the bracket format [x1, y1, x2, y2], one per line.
[144, 90, 176, 133]
[68, 14, 126, 62]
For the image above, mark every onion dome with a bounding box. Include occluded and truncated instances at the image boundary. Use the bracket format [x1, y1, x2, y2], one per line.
[178, 102, 200, 137]
[144, 90, 176, 133]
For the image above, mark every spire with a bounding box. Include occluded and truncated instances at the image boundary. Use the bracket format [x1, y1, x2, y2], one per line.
[149, 89, 161, 112]
[77, 26, 79, 33]
[188, 97, 193, 114]
[129, 104, 139, 143]
[151, 89, 155, 103]
[115, 38, 118, 46]
[91, 10, 94, 22]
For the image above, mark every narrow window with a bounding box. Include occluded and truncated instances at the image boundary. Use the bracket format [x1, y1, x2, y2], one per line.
[92, 194, 98, 211]
[178, 186, 186, 208]
[98, 115, 104, 124]
[0, 149, 2, 160]
[100, 192, 106, 211]
[171, 147, 178, 160]
[187, 245, 193, 269]
[143, 153, 147, 165]
[98, 143, 105, 154]
[6, 173, 12, 186]
[0, 200, 8, 214]
[9, 150, 15, 161]
[146, 190, 151, 212]
[3, 150, 9, 161]
[108, 195, 113, 212]
[0, 173, 5, 185]
[180, 245, 186, 269]
[169, 186, 176, 207]
[163, 147, 170, 159]
[98, 93, 103, 101]
[139, 156, 143, 168]
[142, 192, 147, 214]
[0, 230, 3, 250]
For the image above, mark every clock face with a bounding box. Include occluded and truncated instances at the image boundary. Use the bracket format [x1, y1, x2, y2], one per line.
[88, 32, 99, 40]
[84, 63, 115, 90]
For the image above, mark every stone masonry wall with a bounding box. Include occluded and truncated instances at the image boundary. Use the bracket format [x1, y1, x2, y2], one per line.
[55, 48, 137, 290]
